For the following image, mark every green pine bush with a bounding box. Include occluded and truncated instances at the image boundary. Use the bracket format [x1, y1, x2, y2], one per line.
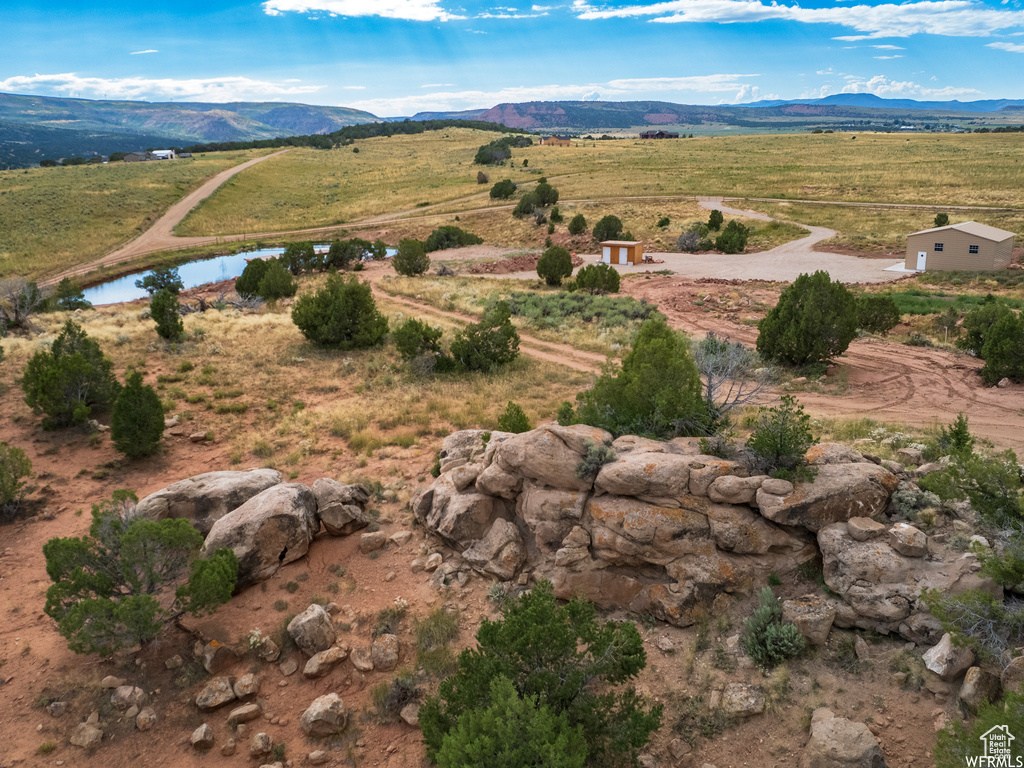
[110, 370, 164, 459]
[151, 289, 184, 341]
[256, 258, 297, 301]
[291, 274, 388, 349]
[0, 441, 31, 518]
[856, 294, 901, 335]
[574, 263, 620, 293]
[22, 320, 119, 429]
[756, 271, 858, 366]
[746, 395, 816, 477]
[497, 401, 531, 433]
[714, 220, 749, 254]
[54, 278, 91, 311]
[567, 213, 587, 235]
[393, 318, 443, 360]
[592, 215, 623, 241]
[958, 300, 1012, 355]
[135, 267, 183, 296]
[708, 209, 724, 231]
[536, 246, 573, 286]
[393, 239, 431, 276]
[424, 226, 483, 253]
[489, 179, 517, 199]
[449, 301, 520, 372]
[979, 310, 1024, 384]
[234, 258, 271, 298]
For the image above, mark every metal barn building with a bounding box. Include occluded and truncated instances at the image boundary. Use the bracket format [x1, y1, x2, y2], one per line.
[905, 222, 1015, 272]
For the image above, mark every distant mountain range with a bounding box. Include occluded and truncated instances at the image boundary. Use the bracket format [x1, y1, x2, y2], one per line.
[2, 91, 1023, 168]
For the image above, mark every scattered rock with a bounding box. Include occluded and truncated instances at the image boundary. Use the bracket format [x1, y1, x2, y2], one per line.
[48, 701, 69, 718]
[959, 667, 1001, 710]
[304, 646, 350, 678]
[349, 647, 374, 672]
[233, 672, 260, 700]
[424, 553, 443, 572]
[227, 702, 264, 726]
[359, 531, 387, 553]
[111, 685, 147, 710]
[308, 750, 330, 765]
[656, 636, 675, 654]
[721, 683, 764, 717]
[250, 732, 272, 757]
[189, 432, 208, 443]
[135, 707, 157, 731]
[300, 693, 348, 737]
[782, 596, 836, 647]
[389, 530, 413, 546]
[70, 722, 103, 749]
[288, 604, 338, 656]
[125, 705, 139, 719]
[668, 738, 692, 760]
[997, 377, 1011, 388]
[221, 738, 236, 757]
[196, 676, 237, 711]
[135, 469, 283, 534]
[400, 702, 421, 727]
[191, 724, 215, 751]
[100, 675, 124, 689]
[371, 635, 400, 671]
[256, 638, 281, 663]
[202, 482, 320, 586]
[312, 478, 371, 536]
[201, 640, 240, 674]
[846, 517, 885, 542]
[896, 447, 924, 466]
[164, 654, 183, 670]
[923, 633, 975, 681]
[889, 523, 927, 558]
[279, 658, 299, 676]
[855, 635, 871, 662]
[799, 708, 886, 768]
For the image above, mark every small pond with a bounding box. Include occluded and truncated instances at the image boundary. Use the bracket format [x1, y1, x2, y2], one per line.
[83, 245, 394, 305]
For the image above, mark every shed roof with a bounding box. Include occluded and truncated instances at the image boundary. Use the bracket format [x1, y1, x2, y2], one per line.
[908, 221, 1015, 242]
[600, 240, 642, 246]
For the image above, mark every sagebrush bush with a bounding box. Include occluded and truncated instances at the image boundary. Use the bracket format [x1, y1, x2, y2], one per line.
[22, 320, 119, 429]
[742, 587, 805, 671]
[291, 274, 388, 349]
[110, 370, 164, 459]
[498, 292, 657, 329]
[497, 401, 531, 433]
[575, 441, 617, 480]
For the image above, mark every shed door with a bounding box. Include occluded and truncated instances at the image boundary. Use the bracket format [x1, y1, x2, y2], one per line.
[916, 251, 927, 270]
[602, 246, 611, 264]
[618, 247, 628, 265]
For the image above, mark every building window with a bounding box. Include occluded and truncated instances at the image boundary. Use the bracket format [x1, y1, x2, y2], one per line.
[969, 244, 979, 254]
[934, 243, 944, 251]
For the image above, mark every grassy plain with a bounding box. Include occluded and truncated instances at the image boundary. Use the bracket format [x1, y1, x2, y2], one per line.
[0, 151, 266, 280]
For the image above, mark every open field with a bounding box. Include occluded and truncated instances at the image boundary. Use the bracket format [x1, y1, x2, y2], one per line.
[177, 131, 1024, 240]
[0, 151, 269, 280]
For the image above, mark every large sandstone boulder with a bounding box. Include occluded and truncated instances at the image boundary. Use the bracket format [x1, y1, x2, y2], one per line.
[492, 424, 612, 492]
[706, 504, 808, 555]
[202, 483, 319, 586]
[311, 478, 370, 536]
[438, 430, 490, 473]
[288, 604, 337, 657]
[135, 469, 283, 534]
[783, 595, 836, 646]
[196, 677, 236, 710]
[799, 708, 887, 768]
[517, 483, 587, 550]
[413, 471, 504, 548]
[300, 694, 348, 737]
[758, 463, 900, 532]
[587, 495, 711, 566]
[595, 452, 692, 505]
[959, 666, 1000, 709]
[462, 518, 527, 580]
[923, 633, 974, 681]
[819, 523, 999, 637]
[688, 458, 748, 497]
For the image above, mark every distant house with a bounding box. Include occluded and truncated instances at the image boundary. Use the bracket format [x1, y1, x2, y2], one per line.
[600, 240, 644, 266]
[640, 130, 679, 139]
[150, 149, 176, 160]
[123, 152, 149, 163]
[905, 221, 1015, 272]
[539, 135, 571, 147]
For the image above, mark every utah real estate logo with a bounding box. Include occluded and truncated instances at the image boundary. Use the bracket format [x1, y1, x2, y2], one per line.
[970, 725, 1023, 767]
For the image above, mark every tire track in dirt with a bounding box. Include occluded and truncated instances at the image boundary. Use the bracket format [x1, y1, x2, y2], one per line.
[374, 289, 607, 375]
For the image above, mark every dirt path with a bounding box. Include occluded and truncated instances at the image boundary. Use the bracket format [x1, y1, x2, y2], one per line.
[624, 275, 1024, 453]
[376, 288, 606, 374]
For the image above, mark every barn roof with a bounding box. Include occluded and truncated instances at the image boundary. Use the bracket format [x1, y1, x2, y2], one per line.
[909, 221, 1015, 241]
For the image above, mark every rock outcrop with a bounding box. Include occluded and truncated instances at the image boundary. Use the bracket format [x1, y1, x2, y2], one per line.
[799, 708, 887, 768]
[311, 478, 371, 536]
[202, 483, 320, 586]
[135, 469, 283, 534]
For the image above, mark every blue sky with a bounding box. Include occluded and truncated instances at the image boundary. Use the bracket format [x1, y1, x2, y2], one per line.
[2, 0, 1023, 116]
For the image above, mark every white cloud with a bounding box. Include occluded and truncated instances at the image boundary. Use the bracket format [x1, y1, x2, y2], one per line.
[988, 40, 1024, 51]
[262, 0, 461, 21]
[477, 10, 548, 17]
[874, 54, 904, 58]
[870, 44, 905, 48]
[130, 49, 158, 55]
[574, 0, 1024, 40]
[347, 73, 759, 115]
[839, 74, 981, 98]
[0, 73, 324, 102]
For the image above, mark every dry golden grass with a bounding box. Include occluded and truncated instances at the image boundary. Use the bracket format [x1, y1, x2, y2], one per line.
[0, 281, 591, 476]
[0, 151, 267, 280]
